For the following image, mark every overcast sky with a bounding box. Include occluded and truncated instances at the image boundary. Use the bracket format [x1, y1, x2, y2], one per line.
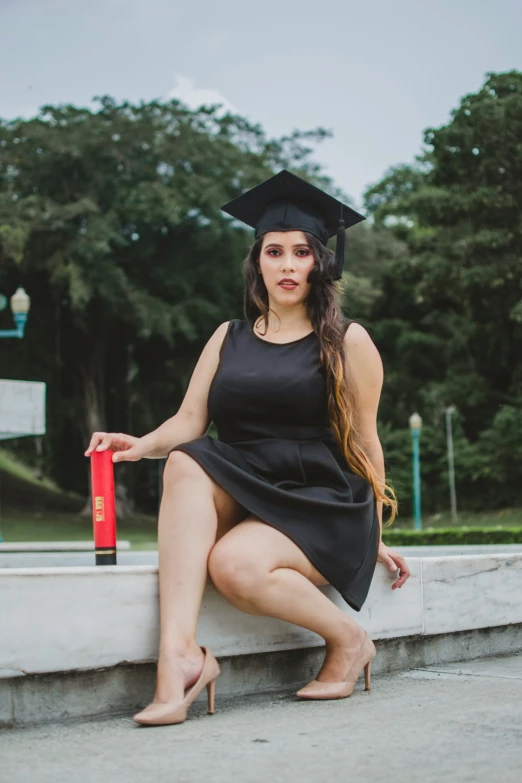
[1, 0, 521, 209]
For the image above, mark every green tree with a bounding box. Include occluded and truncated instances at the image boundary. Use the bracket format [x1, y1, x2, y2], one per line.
[364, 70, 522, 513]
[0, 96, 337, 507]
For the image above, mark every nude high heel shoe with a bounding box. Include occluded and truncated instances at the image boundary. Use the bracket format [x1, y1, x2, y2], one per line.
[295, 630, 376, 700]
[133, 646, 220, 725]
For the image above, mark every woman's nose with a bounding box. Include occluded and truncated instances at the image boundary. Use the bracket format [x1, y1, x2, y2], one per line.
[281, 255, 296, 270]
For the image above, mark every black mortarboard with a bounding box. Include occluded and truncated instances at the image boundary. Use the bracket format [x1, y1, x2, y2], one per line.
[220, 169, 365, 280]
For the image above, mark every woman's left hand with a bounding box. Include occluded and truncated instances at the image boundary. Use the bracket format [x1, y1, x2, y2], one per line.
[377, 542, 411, 590]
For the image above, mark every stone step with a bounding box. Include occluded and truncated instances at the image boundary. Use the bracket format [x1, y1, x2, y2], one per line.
[2, 624, 522, 728]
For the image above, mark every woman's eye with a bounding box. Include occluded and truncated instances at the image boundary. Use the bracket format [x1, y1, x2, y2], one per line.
[265, 248, 309, 257]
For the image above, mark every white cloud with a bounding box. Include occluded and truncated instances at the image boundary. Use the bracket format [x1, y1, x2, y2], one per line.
[164, 76, 238, 116]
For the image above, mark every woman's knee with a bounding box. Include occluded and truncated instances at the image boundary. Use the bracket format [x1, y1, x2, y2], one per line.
[163, 449, 208, 485]
[207, 539, 264, 600]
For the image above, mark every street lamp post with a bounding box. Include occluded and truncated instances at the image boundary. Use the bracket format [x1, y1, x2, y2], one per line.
[0, 287, 31, 338]
[409, 412, 423, 531]
[0, 286, 32, 542]
[444, 406, 458, 525]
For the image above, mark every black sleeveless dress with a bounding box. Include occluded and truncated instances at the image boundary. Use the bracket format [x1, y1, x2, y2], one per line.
[169, 317, 379, 612]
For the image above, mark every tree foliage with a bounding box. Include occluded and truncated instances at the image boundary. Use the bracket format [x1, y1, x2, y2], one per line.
[2, 71, 521, 517]
[362, 70, 522, 514]
[0, 96, 340, 505]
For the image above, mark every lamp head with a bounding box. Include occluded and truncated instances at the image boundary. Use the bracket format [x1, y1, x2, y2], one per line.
[10, 287, 30, 315]
[409, 412, 423, 431]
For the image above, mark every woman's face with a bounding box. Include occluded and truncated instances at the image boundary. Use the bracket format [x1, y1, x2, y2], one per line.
[258, 231, 315, 306]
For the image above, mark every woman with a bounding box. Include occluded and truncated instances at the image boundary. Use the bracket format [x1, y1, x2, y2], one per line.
[85, 170, 411, 727]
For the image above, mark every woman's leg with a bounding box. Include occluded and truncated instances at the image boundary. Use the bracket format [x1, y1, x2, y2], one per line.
[151, 451, 247, 706]
[207, 516, 366, 682]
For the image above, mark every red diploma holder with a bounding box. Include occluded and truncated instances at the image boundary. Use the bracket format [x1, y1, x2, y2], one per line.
[90, 449, 117, 565]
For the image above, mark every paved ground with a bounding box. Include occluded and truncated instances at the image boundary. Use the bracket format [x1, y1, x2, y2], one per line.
[2, 652, 521, 783]
[2, 543, 522, 568]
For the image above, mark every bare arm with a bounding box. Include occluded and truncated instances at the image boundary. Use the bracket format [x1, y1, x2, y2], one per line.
[343, 323, 412, 587]
[343, 322, 385, 542]
[85, 321, 231, 461]
[138, 320, 231, 457]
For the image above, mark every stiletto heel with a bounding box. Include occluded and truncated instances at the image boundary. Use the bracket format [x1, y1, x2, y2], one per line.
[133, 646, 220, 726]
[364, 660, 371, 691]
[207, 677, 216, 714]
[296, 630, 376, 701]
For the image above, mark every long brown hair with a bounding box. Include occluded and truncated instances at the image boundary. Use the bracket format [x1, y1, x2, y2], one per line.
[243, 231, 398, 526]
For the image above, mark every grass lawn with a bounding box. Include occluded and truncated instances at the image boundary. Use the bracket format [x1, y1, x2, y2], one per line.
[2, 446, 521, 546]
[0, 447, 159, 549]
[0, 510, 158, 550]
[389, 507, 522, 530]
[2, 506, 522, 552]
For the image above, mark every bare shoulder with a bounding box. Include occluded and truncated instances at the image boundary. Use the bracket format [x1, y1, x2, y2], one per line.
[212, 319, 232, 342]
[204, 320, 232, 353]
[344, 321, 379, 353]
[192, 319, 231, 361]
[200, 320, 233, 368]
[343, 322, 383, 389]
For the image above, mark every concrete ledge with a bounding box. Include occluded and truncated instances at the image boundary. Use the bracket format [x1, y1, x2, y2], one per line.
[2, 623, 522, 728]
[0, 541, 131, 552]
[2, 554, 522, 676]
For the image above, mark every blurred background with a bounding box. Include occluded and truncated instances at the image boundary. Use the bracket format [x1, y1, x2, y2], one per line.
[1, 0, 521, 549]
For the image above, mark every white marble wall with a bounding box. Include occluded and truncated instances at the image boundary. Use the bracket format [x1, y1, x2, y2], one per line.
[422, 554, 522, 635]
[1, 554, 521, 676]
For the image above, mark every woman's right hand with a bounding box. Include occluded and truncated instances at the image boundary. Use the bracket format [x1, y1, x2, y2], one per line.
[84, 432, 150, 463]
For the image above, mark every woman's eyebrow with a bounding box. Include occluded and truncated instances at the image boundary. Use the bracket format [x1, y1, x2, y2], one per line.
[265, 243, 310, 249]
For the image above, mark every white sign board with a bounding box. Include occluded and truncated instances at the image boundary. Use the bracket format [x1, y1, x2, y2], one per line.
[0, 379, 46, 440]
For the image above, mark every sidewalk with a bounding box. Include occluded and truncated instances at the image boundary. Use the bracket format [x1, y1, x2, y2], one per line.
[2, 652, 521, 783]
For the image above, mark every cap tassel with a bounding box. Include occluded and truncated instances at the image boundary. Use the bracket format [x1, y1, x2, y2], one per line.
[333, 218, 345, 280]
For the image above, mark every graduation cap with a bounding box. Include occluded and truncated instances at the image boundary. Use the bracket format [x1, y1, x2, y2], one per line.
[220, 169, 365, 280]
